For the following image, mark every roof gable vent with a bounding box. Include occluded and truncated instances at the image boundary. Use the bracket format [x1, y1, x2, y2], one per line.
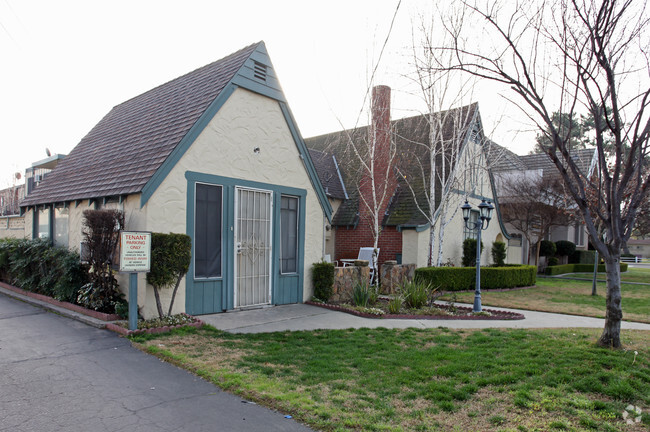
[253, 61, 267, 82]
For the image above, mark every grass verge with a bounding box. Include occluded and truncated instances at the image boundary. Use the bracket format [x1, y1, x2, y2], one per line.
[439, 272, 650, 323]
[132, 326, 650, 432]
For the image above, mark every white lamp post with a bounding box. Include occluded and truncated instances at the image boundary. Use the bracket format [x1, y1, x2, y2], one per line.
[461, 199, 495, 312]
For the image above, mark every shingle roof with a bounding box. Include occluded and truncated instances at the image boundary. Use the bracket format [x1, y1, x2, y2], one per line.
[518, 148, 595, 177]
[488, 140, 596, 176]
[307, 149, 347, 200]
[306, 103, 480, 227]
[487, 141, 527, 171]
[21, 43, 260, 206]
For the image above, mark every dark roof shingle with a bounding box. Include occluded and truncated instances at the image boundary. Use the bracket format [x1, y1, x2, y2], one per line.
[22, 43, 260, 206]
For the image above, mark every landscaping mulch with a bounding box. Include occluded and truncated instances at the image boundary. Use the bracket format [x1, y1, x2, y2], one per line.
[306, 300, 525, 320]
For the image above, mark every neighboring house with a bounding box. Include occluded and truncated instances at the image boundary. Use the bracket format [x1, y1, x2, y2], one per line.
[490, 142, 597, 264]
[0, 183, 26, 239]
[627, 238, 650, 258]
[306, 86, 508, 268]
[0, 153, 68, 242]
[19, 42, 332, 318]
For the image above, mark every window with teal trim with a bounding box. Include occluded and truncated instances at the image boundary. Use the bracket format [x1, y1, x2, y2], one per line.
[280, 196, 298, 274]
[195, 183, 222, 278]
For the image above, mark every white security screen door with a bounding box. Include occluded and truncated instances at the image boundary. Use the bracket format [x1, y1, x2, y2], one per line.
[234, 187, 273, 307]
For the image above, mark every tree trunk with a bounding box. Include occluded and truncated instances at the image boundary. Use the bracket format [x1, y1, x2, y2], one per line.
[152, 286, 164, 318]
[598, 256, 622, 348]
[167, 276, 182, 316]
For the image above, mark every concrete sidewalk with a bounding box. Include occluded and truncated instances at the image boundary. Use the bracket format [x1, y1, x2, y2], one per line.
[200, 303, 650, 333]
[3, 283, 649, 334]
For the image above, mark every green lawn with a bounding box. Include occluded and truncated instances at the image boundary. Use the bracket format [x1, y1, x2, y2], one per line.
[568, 267, 650, 284]
[133, 326, 650, 432]
[439, 268, 650, 324]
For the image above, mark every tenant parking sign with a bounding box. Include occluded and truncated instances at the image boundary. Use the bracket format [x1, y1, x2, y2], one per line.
[120, 231, 152, 273]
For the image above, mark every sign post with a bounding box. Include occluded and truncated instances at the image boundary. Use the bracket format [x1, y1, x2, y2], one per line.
[119, 231, 152, 331]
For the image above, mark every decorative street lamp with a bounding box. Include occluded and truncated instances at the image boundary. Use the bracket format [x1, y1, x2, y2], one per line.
[461, 199, 495, 312]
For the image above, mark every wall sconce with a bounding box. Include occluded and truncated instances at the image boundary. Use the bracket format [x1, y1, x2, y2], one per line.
[253, 147, 261, 154]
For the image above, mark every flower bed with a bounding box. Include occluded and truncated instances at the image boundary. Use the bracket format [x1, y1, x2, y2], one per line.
[106, 314, 204, 336]
[306, 299, 525, 320]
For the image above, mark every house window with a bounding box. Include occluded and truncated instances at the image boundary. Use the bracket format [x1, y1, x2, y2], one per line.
[36, 207, 51, 240]
[54, 208, 69, 248]
[194, 183, 223, 278]
[463, 210, 479, 240]
[574, 223, 585, 247]
[280, 196, 299, 274]
[508, 234, 522, 247]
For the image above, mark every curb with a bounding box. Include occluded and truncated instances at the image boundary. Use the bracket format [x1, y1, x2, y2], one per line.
[0, 282, 109, 329]
[0, 282, 204, 335]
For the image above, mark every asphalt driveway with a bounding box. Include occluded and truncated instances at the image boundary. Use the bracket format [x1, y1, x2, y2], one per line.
[0, 294, 313, 432]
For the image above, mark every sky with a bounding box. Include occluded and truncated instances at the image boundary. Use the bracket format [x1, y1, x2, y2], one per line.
[0, 0, 538, 188]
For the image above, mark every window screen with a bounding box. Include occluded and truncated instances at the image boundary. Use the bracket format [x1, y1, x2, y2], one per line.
[195, 184, 222, 278]
[280, 196, 298, 273]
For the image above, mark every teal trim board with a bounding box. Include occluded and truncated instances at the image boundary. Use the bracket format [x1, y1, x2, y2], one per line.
[185, 171, 307, 314]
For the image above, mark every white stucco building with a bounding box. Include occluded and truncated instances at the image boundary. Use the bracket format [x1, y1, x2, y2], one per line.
[20, 42, 332, 318]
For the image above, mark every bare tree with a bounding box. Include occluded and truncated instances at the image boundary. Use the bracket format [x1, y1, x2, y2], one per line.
[496, 172, 573, 265]
[440, 0, 650, 347]
[398, 8, 496, 266]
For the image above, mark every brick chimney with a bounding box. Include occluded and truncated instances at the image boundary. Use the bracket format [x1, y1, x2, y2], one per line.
[359, 85, 396, 220]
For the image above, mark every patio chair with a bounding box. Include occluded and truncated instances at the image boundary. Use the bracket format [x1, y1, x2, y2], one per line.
[324, 254, 338, 266]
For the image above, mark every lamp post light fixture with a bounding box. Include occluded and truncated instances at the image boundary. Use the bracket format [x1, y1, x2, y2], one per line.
[461, 199, 495, 312]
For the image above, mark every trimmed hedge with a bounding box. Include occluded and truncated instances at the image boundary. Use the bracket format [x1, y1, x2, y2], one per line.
[545, 263, 629, 276]
[415, 265, 537, 291]
[312, 261, 335, 301]
[569, 249, 596, 264]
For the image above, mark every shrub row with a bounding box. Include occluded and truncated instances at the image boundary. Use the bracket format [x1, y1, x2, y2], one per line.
[0, 238, 90, 303]
[414, 265, 537, 292]
[545, 263, 628, 276]
[569, 249, 597, 264]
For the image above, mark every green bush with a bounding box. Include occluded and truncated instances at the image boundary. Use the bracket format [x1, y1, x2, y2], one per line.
[387, 295, 402, 314]
[312, 261, 335, 301]
[545, 263, 629, 275]
[569, 249, 596, 264]
[147, 232, 192, 318]
[539, 240, 556, 257]
[462, 238, 484, 267]
[0, 238, 89, 303]
[400, 280, 430, 309]
[352, 281, 371, 307]
[491, 241, 507, 266]
[79, 209, 124, 312]
[414, 265, 536, 291]
[555, 240, 576, 257]
[547, 257, 559, 266]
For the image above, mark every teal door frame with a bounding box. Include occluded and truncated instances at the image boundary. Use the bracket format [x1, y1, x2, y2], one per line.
[185, 171, 306, 315]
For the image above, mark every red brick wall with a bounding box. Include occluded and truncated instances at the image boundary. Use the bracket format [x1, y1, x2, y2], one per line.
[334, 225, 402, 266]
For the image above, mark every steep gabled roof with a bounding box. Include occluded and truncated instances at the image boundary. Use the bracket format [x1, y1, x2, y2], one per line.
[22, 44, 259, 206]
[21, 42, 332, 221]
[306, 103, 481, 227]
[487, 141, 527, 171]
